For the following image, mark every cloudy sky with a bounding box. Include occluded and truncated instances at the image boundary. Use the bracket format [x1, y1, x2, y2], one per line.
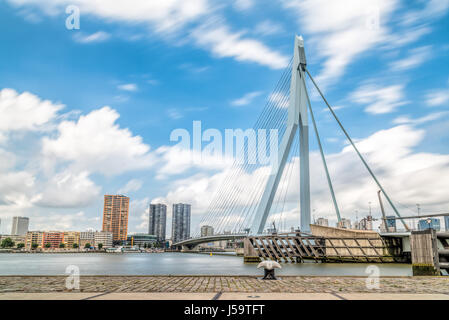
[0, 0, 449, 235]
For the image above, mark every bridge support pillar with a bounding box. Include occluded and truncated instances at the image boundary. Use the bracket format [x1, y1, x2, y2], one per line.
[181, 245, 199, 252]
[250, 35, 311, 235]
[410, 229, 440, 276]
[243, 238, 261, 263]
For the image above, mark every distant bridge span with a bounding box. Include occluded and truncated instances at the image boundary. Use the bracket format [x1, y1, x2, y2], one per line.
[173, 234, 247, 248]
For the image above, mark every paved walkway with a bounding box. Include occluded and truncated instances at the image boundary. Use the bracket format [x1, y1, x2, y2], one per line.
[1, 276, 448, 299]
[1, 292, 449, 300]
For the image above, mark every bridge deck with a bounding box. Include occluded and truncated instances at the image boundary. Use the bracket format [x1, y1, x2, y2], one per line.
[173, 234, 247, 247]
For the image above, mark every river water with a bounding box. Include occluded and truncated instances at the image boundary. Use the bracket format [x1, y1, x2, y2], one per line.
[0, 253, 412, 276]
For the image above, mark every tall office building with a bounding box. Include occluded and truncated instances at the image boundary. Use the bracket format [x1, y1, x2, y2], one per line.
[172, 204, 191, 243]
[201, 225, 214, 237]
[11, 216, 29, 236]
[102, 195, 130, 243]
[149, 204, 167, 241]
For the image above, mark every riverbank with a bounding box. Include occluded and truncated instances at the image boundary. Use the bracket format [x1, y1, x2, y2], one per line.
[1, 276, 448, 294]
[0, 250, 165, 254]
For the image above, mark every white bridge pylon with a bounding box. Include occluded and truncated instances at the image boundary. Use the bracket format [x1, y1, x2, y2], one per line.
[250, 35, 311, 235]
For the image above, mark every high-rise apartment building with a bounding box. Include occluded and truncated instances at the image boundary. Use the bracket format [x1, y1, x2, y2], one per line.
[149, 204, 167, 241]
[201, 225, 214, 237]
[102, 195, 130, 243]
[11, 216, 30, 236]
[337, 218, 352, 229]
[315, 218, 329, 227]
[172, 204, 191, 243]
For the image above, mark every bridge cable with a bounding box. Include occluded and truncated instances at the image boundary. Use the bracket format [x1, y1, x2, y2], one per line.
[209, 75, 291, 234]
[225, 90, 291, 233]
[305, 68, 410, 231]
[305, 79, 342, 222]
[194, 59, 293, 236]
[215, 77, 292, 233]
[212, 66, 292, 232]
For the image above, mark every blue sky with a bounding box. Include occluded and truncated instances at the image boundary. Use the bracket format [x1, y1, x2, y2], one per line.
[0, 0, 449, 235]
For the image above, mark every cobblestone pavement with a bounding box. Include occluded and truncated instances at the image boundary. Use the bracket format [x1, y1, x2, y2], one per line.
[1, 276, 449, 294]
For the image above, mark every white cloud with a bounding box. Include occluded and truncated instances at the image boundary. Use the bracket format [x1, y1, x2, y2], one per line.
[389, 46, 432, 71]
[73, 31, 110, 43]
[233, 0, 254, 11]
[152, 171, 229, 216]
[30, 211, 88, 231]
[191, 20, 289, 70]
[268, 91, 289, 109]
[393, 112, 449, 125]
[166, 108, 183, 120]
[179, 63, 210, 73]
[117, 179, 143, 194]
[350, 84, 407, 114]
[426, 89, 449, 107]
[42, 106, 155, 175]
[0, 171, 35, 206]
[231, 91, 263, 107]
[401, 0, 449, 26]
[154, 145, 233, 179]
[0, 88, 63, 132]
[34, 171, 100, 208]
[7, 0, 286, 69]
[282, 0, 399, 85]
[7, 0, 210, 32]
[117, 83, 138, 92]
[131, 197, 150, 231]
[254, 20, 284, 36]
[383, 26, 432, 49]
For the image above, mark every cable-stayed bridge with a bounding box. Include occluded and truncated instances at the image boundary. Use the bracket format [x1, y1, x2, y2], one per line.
[173, 36, 409, 249]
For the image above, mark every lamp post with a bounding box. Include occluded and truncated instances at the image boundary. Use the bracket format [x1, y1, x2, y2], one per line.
[426, 218, 432, 230]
